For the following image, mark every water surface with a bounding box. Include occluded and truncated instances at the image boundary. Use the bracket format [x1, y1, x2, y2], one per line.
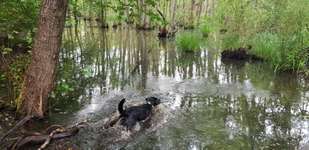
[49, 24, 309, 149]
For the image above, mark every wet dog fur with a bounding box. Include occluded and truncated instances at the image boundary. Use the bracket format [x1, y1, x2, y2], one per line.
[117, 97, 161, 130]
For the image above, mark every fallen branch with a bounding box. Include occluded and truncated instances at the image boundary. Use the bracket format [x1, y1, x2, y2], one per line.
[12, 126, 79, 150]
[11, 122, 88, 150]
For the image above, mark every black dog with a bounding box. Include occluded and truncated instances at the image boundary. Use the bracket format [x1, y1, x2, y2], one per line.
[118, 97, 161, 130]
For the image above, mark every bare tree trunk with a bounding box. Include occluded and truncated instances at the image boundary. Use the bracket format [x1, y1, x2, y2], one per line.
[204, 0, 208, 16]
[143, 3, 148, 29]
[124, 0, 130, 24]
[136, 0, 144, 28]
[196, 1, 203, 25]
[190, 0, 195, 26]
[17, 0, 68, 118]
[170, 0, 177, 30]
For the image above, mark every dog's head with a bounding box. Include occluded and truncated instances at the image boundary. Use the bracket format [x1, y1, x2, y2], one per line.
[145, 97, 161, 106]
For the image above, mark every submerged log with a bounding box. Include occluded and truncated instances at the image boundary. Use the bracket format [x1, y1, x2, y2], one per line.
[184, 25, 194, 30]
[101, 23, 109, 29]
[158, 27, 168, 38]
[219, 29, 228, 34]
[136, 24, 155, 30]
[158, 27, 177, 39]
[221, 47, 262, 61]
[221, 48, 249, 60]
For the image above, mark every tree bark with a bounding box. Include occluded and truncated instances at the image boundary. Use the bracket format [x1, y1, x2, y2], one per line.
[17, 0, 68, 118]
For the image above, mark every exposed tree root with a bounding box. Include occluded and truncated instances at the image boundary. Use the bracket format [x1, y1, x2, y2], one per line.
[39, 128, 66, 150]
[0, 115, 34, 144]
[8, 122, 88, 150]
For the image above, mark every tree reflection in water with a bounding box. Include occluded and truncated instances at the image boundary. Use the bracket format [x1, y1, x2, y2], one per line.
[51, 22, 309, 149]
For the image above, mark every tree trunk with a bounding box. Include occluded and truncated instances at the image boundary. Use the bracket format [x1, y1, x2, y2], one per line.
[17, 0, 68, 118]
[170, 0, 177, 30]
[190, 0, 195, 26]
[196, 1, 203, 25]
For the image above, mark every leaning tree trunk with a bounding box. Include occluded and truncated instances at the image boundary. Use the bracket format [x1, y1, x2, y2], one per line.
[17, 0, 68, 118]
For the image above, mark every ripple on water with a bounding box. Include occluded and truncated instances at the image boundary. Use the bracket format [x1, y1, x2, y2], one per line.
[42, 28, 309, 149]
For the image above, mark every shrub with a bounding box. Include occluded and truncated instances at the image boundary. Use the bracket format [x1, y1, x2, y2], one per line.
[176, 32, 201, 52]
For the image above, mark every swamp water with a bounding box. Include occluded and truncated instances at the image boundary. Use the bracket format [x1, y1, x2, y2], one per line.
[1, 25, 309, 150]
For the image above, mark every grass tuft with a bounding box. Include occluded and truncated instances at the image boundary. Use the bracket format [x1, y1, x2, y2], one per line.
[176, 32, 201, 52]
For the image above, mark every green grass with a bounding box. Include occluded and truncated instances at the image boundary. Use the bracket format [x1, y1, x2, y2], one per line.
[176, 32, 201, 52]
[207, 0, 309, 72]
[249, 32, 307, 71]
[199, 22, 211, 38]
[221, 34, 242, 50]
[249, 32, 281, 63]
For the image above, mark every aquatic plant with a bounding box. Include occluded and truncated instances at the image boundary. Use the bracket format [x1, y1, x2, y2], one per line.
[249, 32, 281, 66]
[176, 32, 201, 52]
[209, 0, 309, 72]
[199, 21, 211, 38]
[221, 34, 242, 50]
[249, 31, 308, 71]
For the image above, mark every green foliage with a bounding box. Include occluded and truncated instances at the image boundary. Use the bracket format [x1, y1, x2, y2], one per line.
[81, 66, 93, 78]
[4, 55, 31, 104]
[57, 83, 74, 94]
[221, 34, 242, 50]
[0, 72, 5, 84]
[199, 20, 212, 38]
[0, 0, 39, 45]
[8, 55, 30, 85]
[199, 24, 211, 38]
[110, 0, 164, 26]
[209, 0, 309, 72]
[176, 32, 201, 52]
[0, 47, 13, 55]
[249, 32, 282, 69]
